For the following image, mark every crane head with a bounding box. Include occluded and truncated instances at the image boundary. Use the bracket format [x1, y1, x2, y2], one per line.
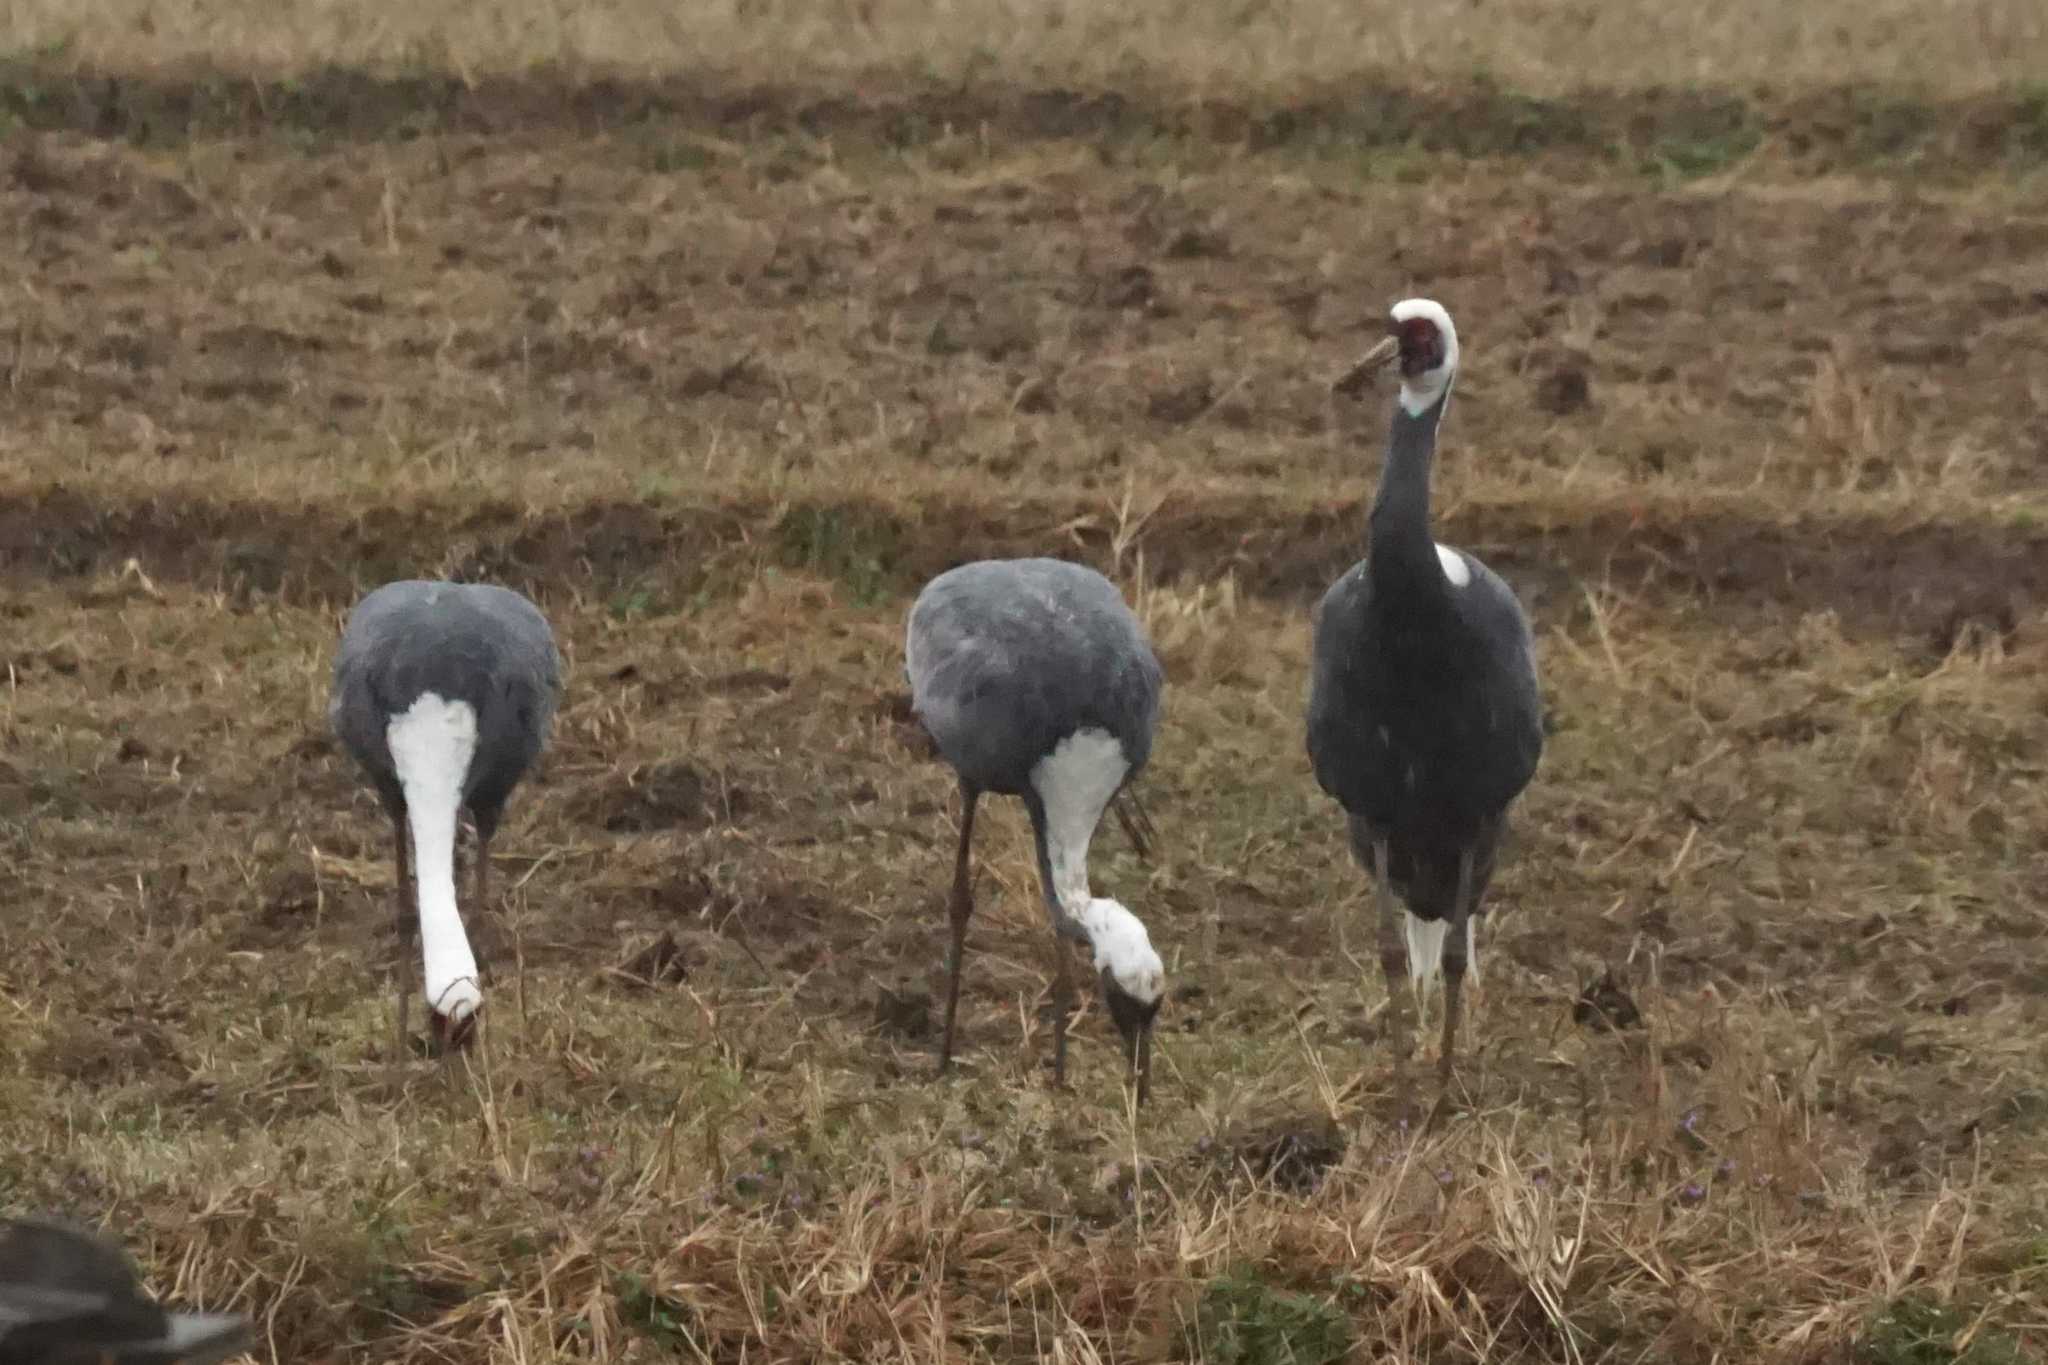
[1333, 298, 1461, 412]
[1081, 898, 1165, 1105]
[428, 1006, 478, 1052]
[426, 980, 482, 1053]
[1100, 969, 1162, 1105]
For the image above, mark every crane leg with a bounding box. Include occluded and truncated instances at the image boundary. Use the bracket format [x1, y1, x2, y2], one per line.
[391, 809, 416, 1065]
[937, 786, 979, 1076]
[473, 828, 490, 915]
[1434, 847, 1478, 1112]
[1372, 838, 1413, 1123]
[1050, 932, 1076, 1091]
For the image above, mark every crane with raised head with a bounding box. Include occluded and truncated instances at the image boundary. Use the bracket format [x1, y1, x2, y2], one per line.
[1307, 299, 1544, 1118]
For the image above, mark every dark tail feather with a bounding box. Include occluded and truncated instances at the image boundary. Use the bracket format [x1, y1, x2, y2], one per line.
[1112, 785, 1159, 862]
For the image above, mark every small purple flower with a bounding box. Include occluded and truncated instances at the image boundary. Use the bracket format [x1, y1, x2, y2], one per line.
[1716, 1158, 1737, 1178]
[1680, 1109, 1700, 1133]
[1435, 1169, 1453, 1186]
[1530, 1169, 1551, 1188]
[1678, 1182, 1706, 1207]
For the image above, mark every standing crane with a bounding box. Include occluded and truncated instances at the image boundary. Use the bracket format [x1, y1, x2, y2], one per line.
[906, 558, 1167, 1101]
[1306, 299, 1544, 1117]
[330, 580, 561, 1056]
[0, 1217, 250, 1365]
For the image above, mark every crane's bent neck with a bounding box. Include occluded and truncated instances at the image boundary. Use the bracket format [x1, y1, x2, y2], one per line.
[386, 693, 483, 1022]
[1369, 397, 1451, 583]
[1029, 728, 1128, 929]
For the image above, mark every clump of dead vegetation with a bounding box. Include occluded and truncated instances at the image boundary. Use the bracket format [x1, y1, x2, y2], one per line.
[3, 559, 2043, 1363]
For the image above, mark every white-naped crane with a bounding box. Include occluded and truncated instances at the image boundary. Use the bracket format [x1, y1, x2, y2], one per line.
[330, 580, 561, 1056]
[0, 1216, 251, 1365]
[906, 558, 1167, 1101]
[1306, 299, 1544, 1118]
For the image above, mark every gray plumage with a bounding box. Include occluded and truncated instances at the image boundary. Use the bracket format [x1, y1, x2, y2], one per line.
[330, 581, 560, 837]
[906, 558, 1167, 1100]
[1306, 300, 1543, 1116]
[0, 1218, 249, 1365]
[329, 579, 560, 1052]
[908, 560, 1162, 797]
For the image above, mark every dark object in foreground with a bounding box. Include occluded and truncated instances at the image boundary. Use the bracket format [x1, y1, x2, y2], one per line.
[0, 1217, 250, 1365]
[1573, 969, 1642, 1031]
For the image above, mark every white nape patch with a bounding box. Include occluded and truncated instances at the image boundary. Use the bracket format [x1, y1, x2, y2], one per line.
[1404, 910, 1449, 1003]
[1030, 728, 1129, 919]
[1390, 297, 1460, 417]
[1466, 915, 1481, 987]
[1435, 543, 1472, 588]
[386, 692, 483, 1023]
[1077, 898, 1165, 1004]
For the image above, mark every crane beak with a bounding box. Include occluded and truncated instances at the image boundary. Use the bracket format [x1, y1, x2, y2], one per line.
[1333, 335, 1400, 398]
[1102, 974, 1161, 1106]
[1126, 1021, 1153, 1106]
[429, 1003, 480, 1053]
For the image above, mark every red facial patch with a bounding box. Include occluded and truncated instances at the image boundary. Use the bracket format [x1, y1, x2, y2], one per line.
[1397, 317, 1445, 375]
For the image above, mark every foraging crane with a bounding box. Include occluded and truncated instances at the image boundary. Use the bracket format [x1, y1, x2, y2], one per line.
[0, 1217, 250, 1365]
[906, 558, 1167, 1101]
[1306, 299, 1544, 1116]
[330, 580, 560, 1055]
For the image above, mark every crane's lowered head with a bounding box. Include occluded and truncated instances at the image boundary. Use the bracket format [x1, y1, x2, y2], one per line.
[1334, 298, 1461, 415]
[427, 978, 481, 1052]
[1079, 897, 1165, 1104]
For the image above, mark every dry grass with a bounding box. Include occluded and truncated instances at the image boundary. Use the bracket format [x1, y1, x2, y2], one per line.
[4, 9, 2048, 1365]
[7, 0, 2048, 94]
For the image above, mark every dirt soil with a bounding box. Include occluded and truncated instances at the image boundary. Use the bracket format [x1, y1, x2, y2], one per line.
[1, 66, 2045, 1365]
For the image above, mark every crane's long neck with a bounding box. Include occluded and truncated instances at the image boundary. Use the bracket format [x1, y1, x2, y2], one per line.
[1368, 397, 1449, 585]
[386, 693, 483, 1021]
[1028, 729, 1128, 933]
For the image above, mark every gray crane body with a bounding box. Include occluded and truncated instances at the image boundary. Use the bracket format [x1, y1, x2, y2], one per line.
[908, 559, 1161, 806]
[906, 558, 1167, 1098]
[330, 579, 560, 1048]
[1308, 477, 1542, 923]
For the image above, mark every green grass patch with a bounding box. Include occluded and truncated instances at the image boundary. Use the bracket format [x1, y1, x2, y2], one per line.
[1187, 1266, 1353, 1365]
[775, 505, 900, 607]
[1860, 1297, 2032, 1365]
